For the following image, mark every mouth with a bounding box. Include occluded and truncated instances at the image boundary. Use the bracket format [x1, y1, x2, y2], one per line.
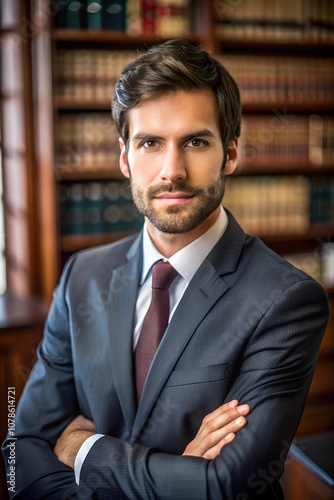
[154, 192, 195, 205]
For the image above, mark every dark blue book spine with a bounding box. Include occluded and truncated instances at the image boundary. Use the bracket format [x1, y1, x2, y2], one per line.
[103, 1, 126, 31]
[56, 0, 71, 28]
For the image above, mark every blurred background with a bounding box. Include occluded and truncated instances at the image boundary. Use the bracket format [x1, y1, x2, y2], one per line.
[0, 1, 333, 498]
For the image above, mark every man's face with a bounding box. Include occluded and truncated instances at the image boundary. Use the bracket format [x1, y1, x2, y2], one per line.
[119, 90, 236, 235]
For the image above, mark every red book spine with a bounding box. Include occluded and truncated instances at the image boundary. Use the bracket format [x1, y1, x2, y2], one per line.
[141, 0, 156, 34]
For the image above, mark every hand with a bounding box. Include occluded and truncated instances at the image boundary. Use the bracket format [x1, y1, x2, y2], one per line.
[54, 414, 96, 469]
[182, 400, 250, 459]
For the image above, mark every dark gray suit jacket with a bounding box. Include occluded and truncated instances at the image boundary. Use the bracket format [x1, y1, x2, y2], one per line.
[2, 212, 329, 499]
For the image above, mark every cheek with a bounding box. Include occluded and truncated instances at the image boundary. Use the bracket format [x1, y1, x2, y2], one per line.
[128, 154, 160, 185]
[190, 164, 222, 186]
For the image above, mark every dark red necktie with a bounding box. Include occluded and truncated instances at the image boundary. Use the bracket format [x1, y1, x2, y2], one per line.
[135, 261, 178, 402]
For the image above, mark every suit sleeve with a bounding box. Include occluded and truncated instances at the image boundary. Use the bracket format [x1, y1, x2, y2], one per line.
[78, 278, 329, 499]
[2, 255, 80, 499]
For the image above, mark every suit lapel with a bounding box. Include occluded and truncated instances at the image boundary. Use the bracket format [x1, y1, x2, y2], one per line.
[132, 212, 246, 440]
[108, 234, 143, 434]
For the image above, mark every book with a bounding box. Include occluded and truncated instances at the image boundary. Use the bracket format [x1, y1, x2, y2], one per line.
[224, 174, 334, 236]
[87, 0, 103, 29]
[218, 55, 334, 107]
[54, 0, 191, 33]
[55, 49, 138, 104]
[66, 0, 86, 28]
[214, 0, 334, 44]
[59, 180, 144, 235]
[55, 0, 71, 28]
[103, 1, 126, 30]
[55, 113, 121, 177]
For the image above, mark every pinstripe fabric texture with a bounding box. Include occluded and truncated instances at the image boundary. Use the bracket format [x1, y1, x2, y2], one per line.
[3, 212, 329, 499]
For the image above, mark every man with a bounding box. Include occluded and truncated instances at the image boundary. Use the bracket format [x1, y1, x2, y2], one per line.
[2, 40, 329, 499]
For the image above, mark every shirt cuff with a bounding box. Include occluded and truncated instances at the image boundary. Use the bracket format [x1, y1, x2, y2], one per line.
[74, 433, 104, 484]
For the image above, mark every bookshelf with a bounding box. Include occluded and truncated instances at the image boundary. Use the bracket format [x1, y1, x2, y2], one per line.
[32, 0, 334, 437]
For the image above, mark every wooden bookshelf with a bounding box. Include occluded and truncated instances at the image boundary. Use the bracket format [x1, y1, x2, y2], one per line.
[0, 2, 333, 498]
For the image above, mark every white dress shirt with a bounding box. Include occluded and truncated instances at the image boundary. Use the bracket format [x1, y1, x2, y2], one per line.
[74, 208, 229, 484]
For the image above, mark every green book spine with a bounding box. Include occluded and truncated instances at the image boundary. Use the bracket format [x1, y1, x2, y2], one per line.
[87, 0, 103, 29]
[66, 1, 86, 29]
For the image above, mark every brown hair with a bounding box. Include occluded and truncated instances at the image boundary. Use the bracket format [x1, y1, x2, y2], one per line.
[111, 39, 241, 149]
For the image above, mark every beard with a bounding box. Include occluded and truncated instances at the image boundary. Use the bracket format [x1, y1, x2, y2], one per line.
[129, 173, 226, 234]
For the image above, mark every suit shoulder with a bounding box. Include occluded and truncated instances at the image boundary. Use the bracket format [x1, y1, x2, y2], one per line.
[243, 234, 328, 299]
[58, 232, 141, 290]
[73, 232, 140, 266]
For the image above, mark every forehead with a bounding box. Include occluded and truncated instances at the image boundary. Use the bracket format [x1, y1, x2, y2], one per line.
[127, 89, 221, 138]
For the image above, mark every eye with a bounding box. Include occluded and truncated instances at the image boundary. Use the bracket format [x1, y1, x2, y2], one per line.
[142, 140, 158, 149]
[186, 139, 208, 148]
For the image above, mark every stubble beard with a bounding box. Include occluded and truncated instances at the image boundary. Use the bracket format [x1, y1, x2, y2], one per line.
[129, 174, 226, 234]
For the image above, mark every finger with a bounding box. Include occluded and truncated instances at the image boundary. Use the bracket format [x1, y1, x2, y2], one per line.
[203, 432, 236, 460]
[182, 413, 247, 457]
[197, 403, 249, 439]
[190, 414, 248, 457]
[196, 400, 239, 434]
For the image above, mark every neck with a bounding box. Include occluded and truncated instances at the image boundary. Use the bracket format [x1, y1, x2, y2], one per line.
[146, 208, 221, 258]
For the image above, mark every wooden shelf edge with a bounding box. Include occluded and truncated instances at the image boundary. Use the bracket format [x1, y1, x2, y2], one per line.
[53, 98, 334, 114]
[60, 231, 138, 252]
[235, 163, 334, 175]
[52, 29, 200, 45]
[241, 102, 334, 114]
[53, 97, 112, 110]
[57, 169, 124, 181]
[214, 35, 334, 52]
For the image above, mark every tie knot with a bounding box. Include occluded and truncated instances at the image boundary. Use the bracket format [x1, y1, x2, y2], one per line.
[152, 261, 178, 291]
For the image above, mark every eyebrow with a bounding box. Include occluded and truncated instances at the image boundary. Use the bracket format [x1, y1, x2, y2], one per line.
[132, 129, 216, 143]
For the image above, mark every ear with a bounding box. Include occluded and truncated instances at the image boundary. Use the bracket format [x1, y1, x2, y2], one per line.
[119, 138, 130, 178]
[224, 138, 238, 175]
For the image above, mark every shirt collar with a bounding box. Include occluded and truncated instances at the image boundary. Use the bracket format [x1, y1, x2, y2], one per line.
[141, 208, 228, 284]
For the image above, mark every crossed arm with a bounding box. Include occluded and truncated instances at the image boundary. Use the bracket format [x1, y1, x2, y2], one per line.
[54, 400, 250, 470]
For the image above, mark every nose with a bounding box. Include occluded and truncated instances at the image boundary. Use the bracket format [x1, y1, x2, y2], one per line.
[159, 145, 187, 183]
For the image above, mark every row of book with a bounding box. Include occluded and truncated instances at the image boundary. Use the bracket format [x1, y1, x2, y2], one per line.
[55, 0, 191, 37]
[214, 0, 334, 43]
[55, 49, 334, 107]
[59, 176, 334, 237]
[223, 175, 334, 235]
[220, 55, 334, 106]
[238, 115, 334, 169]
[59, 180, 143, 234]
[55, 49, 138, 103]
[55, 113, 120, 176]
[54, 113, 334, 177]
